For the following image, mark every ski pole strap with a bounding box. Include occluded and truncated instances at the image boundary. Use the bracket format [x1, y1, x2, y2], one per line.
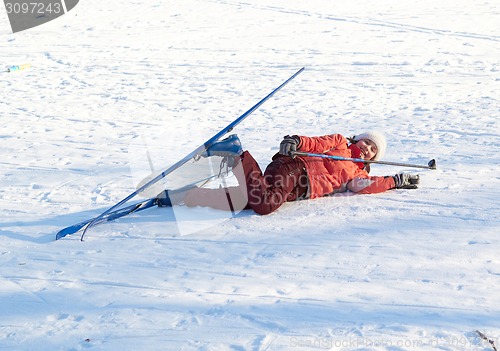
[290, 151, 437, 170]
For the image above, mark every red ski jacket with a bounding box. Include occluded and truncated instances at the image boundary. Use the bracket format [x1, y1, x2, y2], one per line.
[297, 134, 396, 198]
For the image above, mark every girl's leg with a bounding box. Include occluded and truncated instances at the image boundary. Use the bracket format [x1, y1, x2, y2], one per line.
[183, 185, 250, 211]
[236, 151, 307, 215]
[179, 151, 307, 215]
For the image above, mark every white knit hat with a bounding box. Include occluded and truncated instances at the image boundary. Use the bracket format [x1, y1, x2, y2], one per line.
[353, 130, 387, 161]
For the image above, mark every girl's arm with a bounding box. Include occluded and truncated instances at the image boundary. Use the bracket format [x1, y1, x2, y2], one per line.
[298, 134, 347, 153]
[346, 176, 395, 194]
[347, 173, 420, 194]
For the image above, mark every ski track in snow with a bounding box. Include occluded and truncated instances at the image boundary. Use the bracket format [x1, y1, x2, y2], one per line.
[0, 0, 499, 350]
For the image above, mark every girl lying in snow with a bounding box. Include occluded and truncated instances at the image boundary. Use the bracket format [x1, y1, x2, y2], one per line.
[156, 131, 420, 215]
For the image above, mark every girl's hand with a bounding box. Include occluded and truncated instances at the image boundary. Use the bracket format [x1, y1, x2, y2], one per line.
[279, 135, 300, 157]
[393, 173, 420, 189]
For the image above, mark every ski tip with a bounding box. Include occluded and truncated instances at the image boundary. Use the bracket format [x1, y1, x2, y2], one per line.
[55, 230, 70, 240]
[55, 228, 75, 240]
[428, 159, 437, 170]
[55, 222, 86, 240]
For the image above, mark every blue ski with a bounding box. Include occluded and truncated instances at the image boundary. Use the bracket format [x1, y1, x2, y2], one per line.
[56, 171, 230, 240]
[56, 198, 158, 240]
[57, 67, 305, 240]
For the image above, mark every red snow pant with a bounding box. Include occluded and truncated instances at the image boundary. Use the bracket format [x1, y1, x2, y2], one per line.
[183, 151, 308, 215]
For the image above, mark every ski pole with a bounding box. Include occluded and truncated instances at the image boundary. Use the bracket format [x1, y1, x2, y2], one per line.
[290, 151, 437, 170]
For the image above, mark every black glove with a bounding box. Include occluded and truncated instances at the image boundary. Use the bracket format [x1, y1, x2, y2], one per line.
[279, 135, 300, 157]
[393, 173, 420, 189]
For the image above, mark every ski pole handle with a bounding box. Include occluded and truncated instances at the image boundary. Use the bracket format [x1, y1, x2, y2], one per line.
[291, 151, 437, 170]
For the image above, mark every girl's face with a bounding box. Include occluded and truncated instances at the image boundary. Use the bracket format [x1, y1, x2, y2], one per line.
[356, 139, 378, 160]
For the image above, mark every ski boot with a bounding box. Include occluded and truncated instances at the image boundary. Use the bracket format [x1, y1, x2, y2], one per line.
[201, 134, 243, 168]
[201, 134, 243, 158]
[156, 185, 198, 207]
[156, 190, 173, 207]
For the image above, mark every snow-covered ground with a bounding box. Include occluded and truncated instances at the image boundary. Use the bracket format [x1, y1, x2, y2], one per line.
[1, 0, 499, 350]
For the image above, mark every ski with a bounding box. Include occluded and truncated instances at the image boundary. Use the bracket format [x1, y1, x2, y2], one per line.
[56, 198, 158, 240]
[56, 67, 305, 240]
[56, 170, 232, 240]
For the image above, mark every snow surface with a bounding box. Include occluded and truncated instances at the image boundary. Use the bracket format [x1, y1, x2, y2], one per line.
[1, 0, 499, 350]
